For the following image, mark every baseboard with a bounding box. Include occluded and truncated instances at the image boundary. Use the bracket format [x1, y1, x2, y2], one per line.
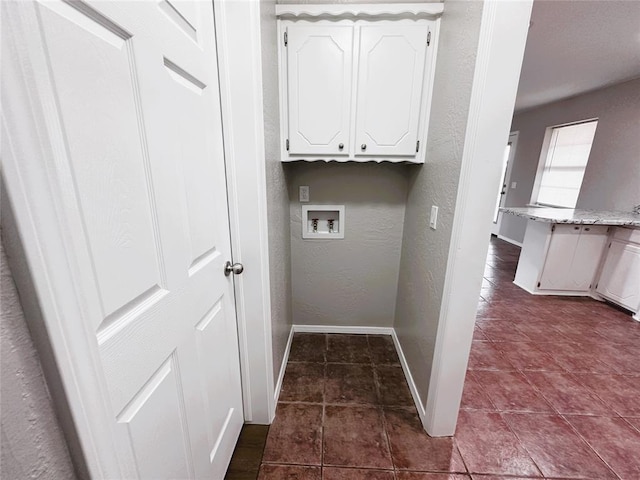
[497, 234, 523, 248]
[292, 324, 394, 335]
[390, 329, 427, 427]
[273, 326, 294, 406]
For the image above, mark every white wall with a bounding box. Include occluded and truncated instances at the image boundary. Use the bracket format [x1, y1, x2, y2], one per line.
[0, 230, 76, 479]
[501, 78, 640, 243]
[289, 163, 408, 327]
[394, 0, 484, 407]
[261, 0, 293, 381]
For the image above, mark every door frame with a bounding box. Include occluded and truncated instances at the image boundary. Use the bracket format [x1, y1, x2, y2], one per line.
[491, 131, 519, 236]
[1, 1, 274, 478]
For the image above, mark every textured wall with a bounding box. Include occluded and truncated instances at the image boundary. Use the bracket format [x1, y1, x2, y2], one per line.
[0, 230, 77, 480]
[394, 0, 484, 404]
[501, 78, 640, 244]
[289, 163, 409, 327]
[260, 0, 294, 381]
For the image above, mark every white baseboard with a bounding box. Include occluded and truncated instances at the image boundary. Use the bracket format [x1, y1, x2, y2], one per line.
[292, 324, 394, 336]
[273, 326, 294, 406]
[390, 329, 427, 426]
[497, 234, 523, 248]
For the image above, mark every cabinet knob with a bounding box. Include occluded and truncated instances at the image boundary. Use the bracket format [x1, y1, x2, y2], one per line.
[338, 143, 344, 150]
[361, 143, 367, 151]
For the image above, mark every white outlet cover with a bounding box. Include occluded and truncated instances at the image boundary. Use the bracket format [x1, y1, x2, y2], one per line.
[299, 186, 310, 202]
[511, 182, 517, 189]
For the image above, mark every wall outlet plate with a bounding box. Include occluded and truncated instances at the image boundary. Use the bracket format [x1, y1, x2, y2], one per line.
[299, 185, 310, 202]
[302, 205, 345, 239]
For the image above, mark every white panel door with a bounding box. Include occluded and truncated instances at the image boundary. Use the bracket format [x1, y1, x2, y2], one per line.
[597, 240, 640, 311]
[287, 24, 353, 156]
[15, 1, 243, 478]
[354, 24, 429, 157]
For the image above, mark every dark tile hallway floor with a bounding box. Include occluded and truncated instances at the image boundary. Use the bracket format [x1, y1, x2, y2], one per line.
[240, 236, 640, 479]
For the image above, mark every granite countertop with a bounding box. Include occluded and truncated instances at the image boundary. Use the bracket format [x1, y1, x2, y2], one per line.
[500, 207, 640, 227]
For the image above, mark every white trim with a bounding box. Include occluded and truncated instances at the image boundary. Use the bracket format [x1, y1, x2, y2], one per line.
[273, 327, 295, 405]
[213, 0, 275, 425]
[275, 3, 444, 20]
[497, 234, 523, 248]
[292, 324, 394, 335]
[424, 0, 533, 436]
[390, 330, 427, 423]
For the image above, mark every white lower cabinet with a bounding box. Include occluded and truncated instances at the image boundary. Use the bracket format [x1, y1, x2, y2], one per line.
[539, 224, 609, 292]
[596, 228, 640, 315]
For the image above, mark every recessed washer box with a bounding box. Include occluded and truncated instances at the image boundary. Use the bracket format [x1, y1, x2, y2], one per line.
[302, 205, 345, 239]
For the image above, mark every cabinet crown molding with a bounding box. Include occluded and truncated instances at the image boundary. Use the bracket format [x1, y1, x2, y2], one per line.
[275, 3, 444, 20]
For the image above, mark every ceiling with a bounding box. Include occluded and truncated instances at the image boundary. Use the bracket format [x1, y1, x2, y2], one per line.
[514, 0, 640, 112]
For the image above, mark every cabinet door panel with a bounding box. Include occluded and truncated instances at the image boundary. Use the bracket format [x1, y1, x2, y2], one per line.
[355, 24, 428, 156]
[569, 227, 608, 290]
[597, 241, 640, 310]
[287, 25, 352, 155]
[539, 225, 581, 290]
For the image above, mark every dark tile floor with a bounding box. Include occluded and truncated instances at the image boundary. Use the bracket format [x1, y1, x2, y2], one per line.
[250, 236, 640, 479]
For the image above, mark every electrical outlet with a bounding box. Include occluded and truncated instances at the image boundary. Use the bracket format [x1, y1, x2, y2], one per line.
[299, 186, 309, 202]
[430, 205, 438, 229]
[511, 182, 517, 189]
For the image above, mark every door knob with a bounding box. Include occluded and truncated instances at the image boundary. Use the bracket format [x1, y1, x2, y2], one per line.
[224, 261, 244, 276]
[361, 143, 367, 151]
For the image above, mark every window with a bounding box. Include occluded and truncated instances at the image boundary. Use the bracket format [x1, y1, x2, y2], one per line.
[533, 119, 598, 208]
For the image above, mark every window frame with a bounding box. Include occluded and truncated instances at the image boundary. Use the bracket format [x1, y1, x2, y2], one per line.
[530, 118, 598, 209]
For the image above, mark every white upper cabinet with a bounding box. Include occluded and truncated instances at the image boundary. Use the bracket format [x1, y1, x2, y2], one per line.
[287, 25, 353, 156]
[277, 4, 442, 163]
[355, 25, 429, 157]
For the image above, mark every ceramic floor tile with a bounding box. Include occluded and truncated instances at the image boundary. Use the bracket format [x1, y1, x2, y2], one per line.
[375, 365, 414, 407]
[323, 405, 392, 469]
[460, 371, 495, 411]
[322, 467, 395, 480]
[472, 370, 554, 413]
[502, 412, 616, 479]
[368, 335, 400, 365]
[566, 415, 640, 479]
[279, 362, 325, 403]
[467, 342, 516, 371]
[494, 342, 564, 372]
[454, 410, 540, 477]
[573, 374, 640, 416]
[385, 407, 466, 473]
[523, 371, 611, 415]
[625, 417, 640, 432]
[258, 464, 321, 480]
[326, 335, 371, 364]
[396, 473, 471, 480]
[262, 403, 323, 465]
[289, 333, 326, 363]
[477, 321, 533, 343]
[325, 363, 377, 405]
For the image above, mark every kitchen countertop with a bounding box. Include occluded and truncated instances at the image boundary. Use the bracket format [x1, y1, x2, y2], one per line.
[500, 207, 640, 227]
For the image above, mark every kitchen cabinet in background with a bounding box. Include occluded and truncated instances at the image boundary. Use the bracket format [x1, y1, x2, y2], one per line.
[596, 227, 640, 319]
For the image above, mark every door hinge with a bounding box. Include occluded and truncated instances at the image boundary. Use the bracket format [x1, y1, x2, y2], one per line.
[416, 140, 420, 153]
[284, 31, 288, 47]
[427, 31, 431, 47]
[285, 139, 289, 151]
